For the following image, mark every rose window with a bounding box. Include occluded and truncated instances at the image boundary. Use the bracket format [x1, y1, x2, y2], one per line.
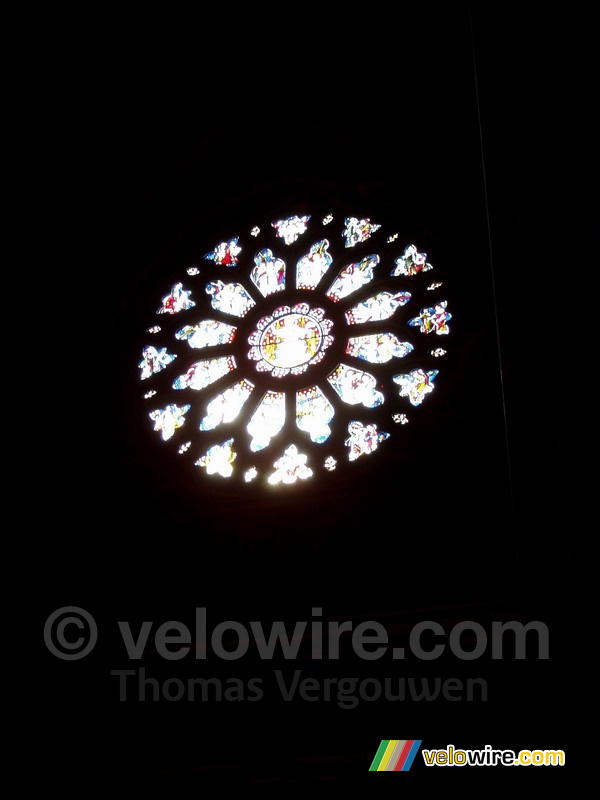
[138, 214, 452, 485]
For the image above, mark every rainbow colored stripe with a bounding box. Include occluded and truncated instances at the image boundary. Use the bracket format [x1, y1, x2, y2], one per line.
[369, 740, 423, 771]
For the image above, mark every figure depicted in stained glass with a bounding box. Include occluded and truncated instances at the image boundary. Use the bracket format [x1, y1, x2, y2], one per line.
[346, 333, 413, 364]
[296, 386, 334, 443]
[248, 304, 333, 378]
[345, 290, 411, 324]
[408, 301, 451, 335]
[199, 380, 254, 431]
[172, 356, 236, 391]
[268, 445, 312, 484]
[272, 215, 311, 245]
[393, 368, 439, 406]
[204, 237, 242, 267]
[250, 249, 286, 296]
[149, 403, 191, 441]
[247, 391, 285, 451]
[205, 280, 256, 317]
[343, 217, 381, 248]
[175, 320, 237, 349]
[139, 346, 177, 380]
[326, 255, 379, 302]
[195, 439, 236, 478]
[391, 244, 433, 277]
[344, 421, 389, 460]
[296, 239, 333, 290]
[157, 283, 195, 315]
[327, 364, 384, 407]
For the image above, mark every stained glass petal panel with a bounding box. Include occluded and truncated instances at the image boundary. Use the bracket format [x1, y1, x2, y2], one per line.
[343, 217, 381, 248]
[346, 333, 414, 364]
[247, 391, 285, 451]
[268, 445, 312, 484]
[204, 237, 241, 267]
[157, 283, 195, 315]
[199, 380, 255, 431]
[250, 249, 286, 297]
[175, 320, 237, 349]
[326, 255, 379, 302]
[296, 386, 334, 443]
[195, 439, 236, 478]
[393, 368, 439, 405]
[296, 239, 333, 290]
[408, 301, 451, 335]
[272, 215, 310, 245]
[345, 290, 411, 324]
[206, 280, 255, 318]
[327, 364, 384, 408]
[344, 421, 389, 460]
[172, 356, 236, 391]
[391, 244, 433, 276]
[149, 403, 191, 441]
[139, 346, 177, 380]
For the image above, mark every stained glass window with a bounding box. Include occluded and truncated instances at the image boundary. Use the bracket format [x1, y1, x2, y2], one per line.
[139, 212, 451, 484]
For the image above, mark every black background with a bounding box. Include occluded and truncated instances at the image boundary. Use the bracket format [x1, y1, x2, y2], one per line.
[31, 5, 569, 794]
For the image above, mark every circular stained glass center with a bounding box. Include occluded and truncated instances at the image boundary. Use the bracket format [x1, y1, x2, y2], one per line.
[260, 313, 323, 369]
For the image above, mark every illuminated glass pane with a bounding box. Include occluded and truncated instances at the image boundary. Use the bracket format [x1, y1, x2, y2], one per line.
[205, 280, 255, 317]
[408, 301, 451, 335]
[272, 215, 310, 245]
[172, 356, 236, 391]
[427, 282, 443, 291]
[199, 380, 255, 431]
[324, 456, 337, 471]
[268, 445, 312, 484]
[139, 346, 177, 380]
[248, 304, 333, 378]
[326, 255, 379, 302]
[178, 441, 191, 454]
[157, 283, 195, 315]
[343, 217, 381, 248]
[296, 386, 334, 443]
[296, 239, 333, 290]
[327, 364, 384, 408]
[247, 391, 285, 451]
[204, 237, 241, 267]
[345, 420, 389, 460]
[345, 290, 411, 324]
[393, 368, 439, 405]
[391, 244, 433, 276]
[250, 249, 286, 297]
[431, 348, 446, 357]
[346, 333, 413, 364]
[392, 413, 409, 424]
[175, 320, 237, 349]
[149, 403, 191, 441]
[195, 439, 236, 478]
[244, 467, 258, 482]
